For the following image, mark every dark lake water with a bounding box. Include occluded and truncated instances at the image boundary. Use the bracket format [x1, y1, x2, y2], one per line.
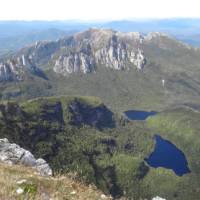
[124, 110, 157, 120]
[145, 135, 190, 176]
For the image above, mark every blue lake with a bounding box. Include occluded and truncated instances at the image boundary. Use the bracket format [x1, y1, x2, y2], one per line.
[145, 135, 190, 176]
[124, 110, 157, 120]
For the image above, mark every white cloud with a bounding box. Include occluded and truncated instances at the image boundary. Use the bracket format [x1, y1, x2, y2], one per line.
[0, 0, 200, 21]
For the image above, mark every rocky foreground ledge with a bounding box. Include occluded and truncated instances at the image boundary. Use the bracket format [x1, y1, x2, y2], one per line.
[0, 138, 52, 176]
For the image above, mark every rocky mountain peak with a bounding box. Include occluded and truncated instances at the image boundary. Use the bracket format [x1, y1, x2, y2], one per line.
[75, 28, 115, 38]
[53, 29, 146, 75]
[145, 32, 169, 41]
[74, 28, 143, 45]
[116, 31, 143, 40]
[0, 28, 182, 81]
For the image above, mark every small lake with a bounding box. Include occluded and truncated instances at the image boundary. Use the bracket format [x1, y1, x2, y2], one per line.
[124, 110, 157, 120]
[145, 135, 190, 176]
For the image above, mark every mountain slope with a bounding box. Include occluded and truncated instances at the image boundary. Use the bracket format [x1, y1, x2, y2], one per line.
[0, 96, 200, 200]
[0, 163, 113, 200]
[0, 28, 200, 112]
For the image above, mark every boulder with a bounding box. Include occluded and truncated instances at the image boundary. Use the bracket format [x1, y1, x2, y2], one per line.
[0, 138, 52, 176]
[35, 158, 53, 176]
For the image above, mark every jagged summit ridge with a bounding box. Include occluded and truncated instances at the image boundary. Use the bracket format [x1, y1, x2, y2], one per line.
[53, 29, 146, 74]
[0, 28, 184, 81]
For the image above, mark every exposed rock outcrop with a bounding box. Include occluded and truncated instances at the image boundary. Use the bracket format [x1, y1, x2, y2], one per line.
[0, 56, 25, 81]
[95, 35, 145, 71]
[53, 29, 147, 74]
[3, 28, 186, 81]
[0, 54, 40, 81]
[145, 32, 169, 41]
[0, 138, 52, 176]
[35, 158, 53, 176]
[54, 52, 95, 74]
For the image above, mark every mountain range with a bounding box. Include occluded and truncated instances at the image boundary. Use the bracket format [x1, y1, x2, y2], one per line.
[0, 28, 200, 112]
[0, 26, 200, 200]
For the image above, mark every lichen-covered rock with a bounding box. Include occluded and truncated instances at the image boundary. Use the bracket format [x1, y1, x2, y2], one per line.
[0, 138, 52, 176]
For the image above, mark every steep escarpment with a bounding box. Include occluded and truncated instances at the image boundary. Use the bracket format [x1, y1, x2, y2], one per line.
[0, 51, 49, 81]
[3, 28, 198, 82]
[20, 96, 115, 128]
[0, 96, 115, 155]
[0, 39, 59, 81]
[69, 99, 115, 128]
[0, 54, 40, 81]
[53, 30, 146, 74]
[0, 29, 147, 81]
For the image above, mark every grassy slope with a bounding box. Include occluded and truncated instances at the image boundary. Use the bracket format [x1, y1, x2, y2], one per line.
[0, 163, 113, 200]
[0, 67, 165, 112]
[2, 65, 200, 113]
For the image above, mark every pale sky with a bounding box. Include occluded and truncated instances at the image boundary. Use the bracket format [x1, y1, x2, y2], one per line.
[0, 0, 200, 21]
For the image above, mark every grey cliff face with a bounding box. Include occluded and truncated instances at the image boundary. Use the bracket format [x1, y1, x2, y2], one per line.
[54, 52, 95, 75]
[0, 56, 25, 81]
[0, 54, 39, 81]
[95, 42, 145, 71]
[53, 30, 146, 75]
[1, 29, 176, 81]
[0, 138, 52, 176]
